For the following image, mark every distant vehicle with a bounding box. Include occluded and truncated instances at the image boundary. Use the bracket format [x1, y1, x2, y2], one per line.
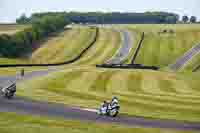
[0, 83, 16, 99]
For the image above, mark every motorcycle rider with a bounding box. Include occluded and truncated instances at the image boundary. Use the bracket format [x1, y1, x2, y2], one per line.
[0, 82, 16, 99]
[99, 101, 109, 115]
[102, 101, 109, 108]
[98, 97, 120, 117]
[110, 96, 119, 109]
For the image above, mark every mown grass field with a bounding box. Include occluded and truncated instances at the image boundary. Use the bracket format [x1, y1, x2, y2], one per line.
[11, 24, 200, 123]
[0, 26, 122, 75]
[0, 24, 29, 35]
[18, 67, 200, 122]
[0, 112, 196, 133]
[73, 28, 121, 65]
[2, 24, 200, 132]
[30, 27, 97, 64]
[124, 24, 200, 70]
[0, 27, 97, 64]
[0, 67, 51, 76]
[0, 27, 98, 75]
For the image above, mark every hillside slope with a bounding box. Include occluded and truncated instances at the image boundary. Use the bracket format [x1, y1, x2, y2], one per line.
[0, 27, 96, 64]
[30, 27, 96, 64]
[18, 67, 200, 122]
[73, 28, 121, 65]
[126, 24, 200, 68]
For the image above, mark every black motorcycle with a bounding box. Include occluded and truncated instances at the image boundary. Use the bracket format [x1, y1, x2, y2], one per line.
[0, 83, 16, 99]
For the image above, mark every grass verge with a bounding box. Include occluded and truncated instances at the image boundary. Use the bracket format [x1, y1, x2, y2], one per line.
[17, 67, 200, 122]
[0, 112, 197, 133]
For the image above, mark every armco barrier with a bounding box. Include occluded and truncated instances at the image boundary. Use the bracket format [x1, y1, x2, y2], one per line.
[193, 65, 200, 72]
[96, 64, 159, 70]
[96, 31, 159, 71]
[0, 27, 99, 68]
[131, 32, 145, 64]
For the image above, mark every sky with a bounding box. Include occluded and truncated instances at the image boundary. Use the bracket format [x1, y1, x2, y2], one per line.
[0, 0, 200, 23]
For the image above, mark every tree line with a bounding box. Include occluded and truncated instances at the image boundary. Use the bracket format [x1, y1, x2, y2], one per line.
[17, 11, 180, 24]
[17, 12, 199, 24]
[0, 15, 69, 57]
[182, 15, 198, 23]
[2, 12, 198, 58]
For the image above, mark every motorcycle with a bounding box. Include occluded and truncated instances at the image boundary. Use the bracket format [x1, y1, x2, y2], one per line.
[0, 83, 16, 99]
[97, 103, 120, 117]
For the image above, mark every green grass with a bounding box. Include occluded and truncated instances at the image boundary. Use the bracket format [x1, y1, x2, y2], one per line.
[0, 27, 120, 75]
[0, 27, 96, 75]
[122, 24, 200, 69]
[0, 112, 196, 133]
[73, 28, 121, 65]
[0, 58, 27, 64]
[18, 67, 200, 122]
[31, 27, 96, 64]
[3, 24, 200, 126]
[0, 27, 96, 64]
[0, 24, 29, 35]
[0, 67, 50, 76]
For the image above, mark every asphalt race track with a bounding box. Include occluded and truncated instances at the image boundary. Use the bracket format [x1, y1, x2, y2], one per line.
[0, 96, 200, 131]
[169, 43, 200, 71]
[106, 30, 133, 64]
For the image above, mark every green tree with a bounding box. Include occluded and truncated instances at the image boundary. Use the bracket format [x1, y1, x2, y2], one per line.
[190, 16, 197, 23]
[16, 13, 30, 24]
[0, 14, 70, 58]
[182, 15, 189, 23]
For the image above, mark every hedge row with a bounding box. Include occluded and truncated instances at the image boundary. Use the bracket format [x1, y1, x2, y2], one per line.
[0, 15, 70, 57]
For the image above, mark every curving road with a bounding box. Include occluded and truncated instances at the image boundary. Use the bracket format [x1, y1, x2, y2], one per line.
[0, 96, 200, 131]
[106, 30, 133, 64]
[0, 62, 200, 131]
[0, 67, 57, 86]
[169, 43, 200, 71]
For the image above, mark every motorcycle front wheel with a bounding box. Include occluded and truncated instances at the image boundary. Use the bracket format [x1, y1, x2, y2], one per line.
[109, 110, 119, 117]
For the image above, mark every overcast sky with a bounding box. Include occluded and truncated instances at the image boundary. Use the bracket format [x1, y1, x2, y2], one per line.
[0, 0, 200, 23]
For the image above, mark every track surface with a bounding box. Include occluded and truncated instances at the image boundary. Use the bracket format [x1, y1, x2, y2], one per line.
[0, 67, 57, 86]
[106, 30, 133, 64]
[0, 97, 200, 131]
[0, 29, 200, 131]
[169, 43, 200, 71]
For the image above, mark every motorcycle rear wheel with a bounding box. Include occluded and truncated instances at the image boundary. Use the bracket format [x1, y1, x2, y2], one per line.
[5, 93, 14, 99]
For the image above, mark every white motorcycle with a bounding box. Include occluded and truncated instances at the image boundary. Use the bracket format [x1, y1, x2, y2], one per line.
[0, 83, 16, 99]
[97, 103, 120, 117]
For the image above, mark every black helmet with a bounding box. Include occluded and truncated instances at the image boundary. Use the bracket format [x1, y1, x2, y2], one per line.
[103, 101, 107, 103]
